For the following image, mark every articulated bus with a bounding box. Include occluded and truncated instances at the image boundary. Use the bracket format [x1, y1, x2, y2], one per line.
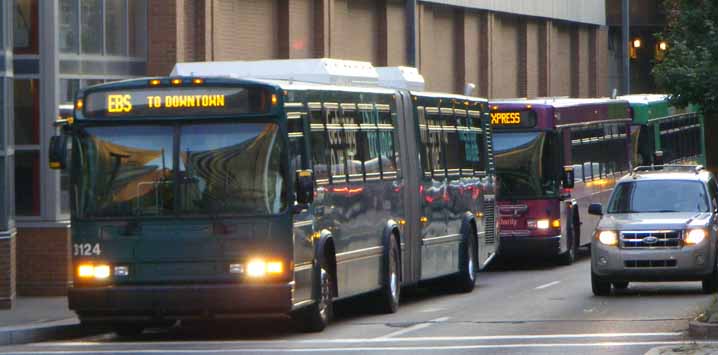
[619, 94, 704, 166]
[49, 60, 498, 334]
[489, 98, 632, 264]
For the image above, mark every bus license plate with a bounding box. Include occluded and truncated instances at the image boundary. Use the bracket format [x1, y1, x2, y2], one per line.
[500, 218, 518, 227]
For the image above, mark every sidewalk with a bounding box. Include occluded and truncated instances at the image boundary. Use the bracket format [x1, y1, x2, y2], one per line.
[645, 298, 718, 354]
[0, 297, 100, 346]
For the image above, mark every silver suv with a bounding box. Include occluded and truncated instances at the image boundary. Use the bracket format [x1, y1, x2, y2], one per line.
[589, 165, 718, 296]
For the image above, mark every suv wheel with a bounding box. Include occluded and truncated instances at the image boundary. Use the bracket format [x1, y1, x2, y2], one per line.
[702, 258, 718, 294]
[612, 281, 629, 290]
[591, 272, 611, 296]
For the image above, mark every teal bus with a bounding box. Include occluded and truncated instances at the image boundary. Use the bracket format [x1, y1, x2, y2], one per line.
[620, 94, 704, 166]
[49, 60, 498, 334]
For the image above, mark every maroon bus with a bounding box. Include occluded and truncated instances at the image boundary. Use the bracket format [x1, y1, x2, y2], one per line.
[490, 98, 632, 264]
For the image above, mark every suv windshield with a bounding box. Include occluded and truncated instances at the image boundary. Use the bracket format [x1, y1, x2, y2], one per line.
[494, 131, 560, 199]
[74, 122, 286, 218]
[608, 180, 709, 213]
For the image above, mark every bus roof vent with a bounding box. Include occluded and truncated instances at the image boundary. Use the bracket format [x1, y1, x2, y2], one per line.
[170, 58, 380, 87]
[375, 66, 425, 91]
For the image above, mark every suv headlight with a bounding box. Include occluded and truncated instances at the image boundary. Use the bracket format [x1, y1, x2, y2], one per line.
[685, 229, 707, 245]
[597, 230, 618, 246]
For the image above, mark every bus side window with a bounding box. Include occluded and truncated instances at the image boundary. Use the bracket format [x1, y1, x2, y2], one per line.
[340, 103, 362, 182]
[377, 104, 398, 180]
[326, 104, 348, 183]
[426, 108, 446, 179]
[309, 104, 330, 184]
[443, 110, 463, 177]
[287, 109, 307, 175]
[357, 105, 381, 181]
[417, 106, 432, 177]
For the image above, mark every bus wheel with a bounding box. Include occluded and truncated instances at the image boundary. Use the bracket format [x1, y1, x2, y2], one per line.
[113, 324, 145, 337]
[557, 231, 576, 266]
[377, 236, 401, 313]
[293, 264, 333, 332]
[453, 228, 477, 293]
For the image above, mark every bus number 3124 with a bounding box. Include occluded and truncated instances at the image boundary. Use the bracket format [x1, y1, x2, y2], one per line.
[73, 243, 101, 256]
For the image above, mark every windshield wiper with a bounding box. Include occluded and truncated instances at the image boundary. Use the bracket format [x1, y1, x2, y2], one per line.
[656, 209, 679, 213]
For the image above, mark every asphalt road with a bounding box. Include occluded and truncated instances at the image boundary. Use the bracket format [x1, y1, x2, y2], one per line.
[2, 250, 717, 355]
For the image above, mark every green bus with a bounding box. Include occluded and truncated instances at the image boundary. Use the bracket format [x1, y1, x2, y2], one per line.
[620, 94, 704, 166]
[49, 61, 498, 335]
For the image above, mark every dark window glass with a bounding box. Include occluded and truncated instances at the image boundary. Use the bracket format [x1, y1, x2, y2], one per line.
[179, 123, 286, 215]
[326, 109, 347, 181]
[309, 118, 330, 183]
[417, 108, 431, 176]
[81, 0, 102, 54]
[59, 0, 78, 53]
[608, 180, 709, 213]
[105, 0, 127, 55]
[378, 109, 397, 178]
[494, 131, 560, 199]
[14, 0, 37, 53]
[15, 150, 39, 216]
[357, 108, 380, 179]
[60, 79, 80, 103]
[426, 112, 445, 178]
[14, 79, 38, 145]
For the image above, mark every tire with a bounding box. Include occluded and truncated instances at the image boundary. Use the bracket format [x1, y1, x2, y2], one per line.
[702, 258, 718, 294]
[453, 227, 478, 293]
[591, 272, 611, 296]
[113, 324, 144, 337]
[557, 223, 576, 266]
[377, 236, 401, 313]
[293, 262, 333, 332]
[612, 281, 629, 290]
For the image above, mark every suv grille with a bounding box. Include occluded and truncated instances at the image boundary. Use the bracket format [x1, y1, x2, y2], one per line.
[624, 260, 677, 268]
[620, 231, 682, 248]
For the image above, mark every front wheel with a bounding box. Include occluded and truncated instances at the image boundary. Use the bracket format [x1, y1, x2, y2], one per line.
[293, 264, 333, 332]
[376, 236, 401, 313]
[591, 272, 611, 296]
[557, 226, 577, 266]
[452, 228, 477, 293]
[702, 258, 718, 294]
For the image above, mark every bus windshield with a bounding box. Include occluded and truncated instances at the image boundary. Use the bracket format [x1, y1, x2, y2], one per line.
[494, 131, 560, 200]
[75, 122, 287, 218]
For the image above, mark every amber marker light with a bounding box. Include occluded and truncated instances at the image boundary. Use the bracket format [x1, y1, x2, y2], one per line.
[171, 78, 182, 86]
[77, 264, 94, 278]
[192, 78, 204, 85]
[149, 79, 161, 86]
[420, 216, 429, 223]
[271, 94, 278, 105]
[266, 261, 283, 275]
[75, 99, 84, 110]
[551, 219, 561, 229]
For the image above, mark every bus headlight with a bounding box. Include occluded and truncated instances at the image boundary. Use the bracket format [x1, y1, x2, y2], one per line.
[685, 229, 707, 245]
[245, 259, 284, 278]
[597, 231, 618, 246]
[536, 219, 550, 229]
[77, 263, 111, 280]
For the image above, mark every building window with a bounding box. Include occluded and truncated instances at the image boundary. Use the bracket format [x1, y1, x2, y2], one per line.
[15, 150, 40, 216]
[128, 0, 147, 57]
[59, 0, 79, 53]
[14, 79, 38, 146]
[14, 0, 38, 54]
[105, 0, 127, 55]
[81, 0, 102, 54]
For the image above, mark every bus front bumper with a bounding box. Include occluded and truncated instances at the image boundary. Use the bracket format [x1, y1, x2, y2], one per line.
[499, 235, 562, 256]
[69, 283, 293, 321]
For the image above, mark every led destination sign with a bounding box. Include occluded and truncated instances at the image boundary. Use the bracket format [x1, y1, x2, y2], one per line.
[84, 86, 272, 118]
[490, 110, 536, 128]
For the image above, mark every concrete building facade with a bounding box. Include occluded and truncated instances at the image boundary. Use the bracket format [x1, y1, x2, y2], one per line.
[0, 0, 606, 309]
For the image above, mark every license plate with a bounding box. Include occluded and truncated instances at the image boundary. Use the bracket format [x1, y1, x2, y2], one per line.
[500, 218, 517, 227]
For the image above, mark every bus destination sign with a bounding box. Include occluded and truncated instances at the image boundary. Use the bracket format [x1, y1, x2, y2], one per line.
[83, 86, 272, 118]
[490, 111, 536, 128]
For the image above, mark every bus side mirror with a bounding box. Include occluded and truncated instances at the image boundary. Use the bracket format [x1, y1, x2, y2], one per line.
[653, 150, 664, 166]
[49, 135, 69, 170]
[295, 170, 314, 205]
[588, 203, 603, 216]
[562, 166, 575, 189]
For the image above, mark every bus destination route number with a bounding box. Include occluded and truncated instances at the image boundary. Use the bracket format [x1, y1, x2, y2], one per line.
[107, 94, 227, 113]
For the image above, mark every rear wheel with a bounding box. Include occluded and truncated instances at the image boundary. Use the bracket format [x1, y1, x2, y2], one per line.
[293, 263, 333, 332]
[377, 236, 401, 313]
[591, 272, 611, 296]
[557, 222, 577, 266]
[612, 281, 629, 290]
[453, 228, 477, 293]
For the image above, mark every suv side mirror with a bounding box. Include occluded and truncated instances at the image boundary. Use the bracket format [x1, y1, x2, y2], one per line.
[295, 170, 314, 205]
[588, 203, 603, 216]
[562, 166, 575, 189]
[49, 135, 69, 170]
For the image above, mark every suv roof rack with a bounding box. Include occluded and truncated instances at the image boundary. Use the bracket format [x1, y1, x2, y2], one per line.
[632, 165, 704, 175]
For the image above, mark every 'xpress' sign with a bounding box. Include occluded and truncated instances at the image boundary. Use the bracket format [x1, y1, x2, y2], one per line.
[84, 86, 272, 117]
[490, 111, 536, 128]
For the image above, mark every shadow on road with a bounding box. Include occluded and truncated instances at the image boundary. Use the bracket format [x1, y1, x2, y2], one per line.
[485, 246, 591, 271]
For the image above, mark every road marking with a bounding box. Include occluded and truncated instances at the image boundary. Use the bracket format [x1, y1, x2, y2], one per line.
[38, 331, 684, 346]
[8, 341, 718, 354]
[535, 281, 561, 290]
[418, 308, 444, 313]
[375, 317, 450, 339]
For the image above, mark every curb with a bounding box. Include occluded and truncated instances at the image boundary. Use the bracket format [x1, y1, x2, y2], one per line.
[0, 319, 105, 346]
[690, 318, 718, 339]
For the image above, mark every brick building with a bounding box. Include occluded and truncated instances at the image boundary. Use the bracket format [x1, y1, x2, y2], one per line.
[0, 0, 607, 309]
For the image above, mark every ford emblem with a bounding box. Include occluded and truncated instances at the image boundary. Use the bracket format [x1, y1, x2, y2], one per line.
[643, 236, 659, 244]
